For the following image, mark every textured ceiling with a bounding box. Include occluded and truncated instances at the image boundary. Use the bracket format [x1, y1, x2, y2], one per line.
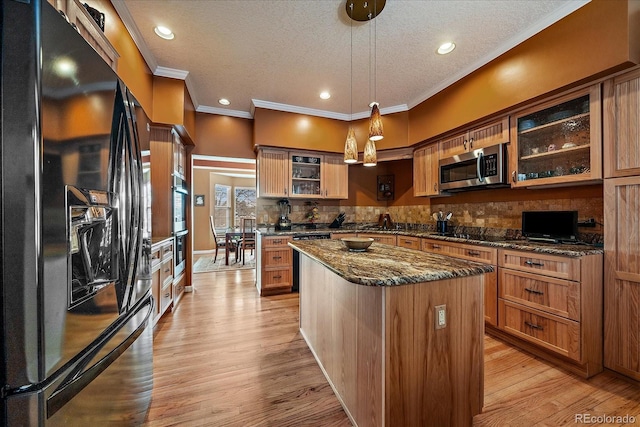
[113, 0, 589, 119]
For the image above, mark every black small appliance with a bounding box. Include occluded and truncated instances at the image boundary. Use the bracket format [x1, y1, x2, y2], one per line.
[329, 212, 346, 228]
[522, 210, 578, 242]
[276, 198, 292, 230]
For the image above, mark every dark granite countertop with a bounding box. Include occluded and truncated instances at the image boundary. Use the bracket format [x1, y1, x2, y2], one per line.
[259, 227, 603, 257]
[289, 239, 493, 287]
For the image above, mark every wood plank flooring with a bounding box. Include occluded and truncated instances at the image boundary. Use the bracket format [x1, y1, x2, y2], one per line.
[144, 268, 640, 426]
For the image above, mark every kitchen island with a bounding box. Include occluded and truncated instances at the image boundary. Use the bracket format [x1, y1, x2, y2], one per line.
[290, 239, 493, 427]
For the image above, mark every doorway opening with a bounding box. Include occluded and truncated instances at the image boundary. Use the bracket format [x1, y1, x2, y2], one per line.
[191, 155, 256, 273]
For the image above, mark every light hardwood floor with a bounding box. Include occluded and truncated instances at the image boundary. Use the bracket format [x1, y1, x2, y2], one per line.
[144, 268, 640, 426]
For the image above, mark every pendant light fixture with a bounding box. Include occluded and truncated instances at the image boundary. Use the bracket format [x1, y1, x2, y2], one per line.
[368, 0, 383, 143]
[344, 1, 358, 164]
[345, 0, 385, 167]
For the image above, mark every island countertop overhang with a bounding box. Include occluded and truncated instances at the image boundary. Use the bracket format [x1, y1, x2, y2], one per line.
[289, 239, 493, 286]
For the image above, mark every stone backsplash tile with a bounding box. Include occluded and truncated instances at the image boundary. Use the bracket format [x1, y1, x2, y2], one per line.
[257, 196, 603, 236]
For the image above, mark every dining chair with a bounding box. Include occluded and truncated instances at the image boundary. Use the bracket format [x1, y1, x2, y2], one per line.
[237, 217, 256, 265]
[210, 216, 228, 262]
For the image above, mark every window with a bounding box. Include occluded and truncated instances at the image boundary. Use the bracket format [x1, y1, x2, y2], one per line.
[234, 187, 256, 226]
[213, 184, 231, 231]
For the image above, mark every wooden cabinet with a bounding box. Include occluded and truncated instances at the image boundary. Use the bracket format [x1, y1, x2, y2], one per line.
[290, 152, 322, 198]
[47, 0, 118, 70]
[151, 240, 174, 326]
[497, 249, 603, 378]
[257, 148, 348, 199]
[604, 176, 640, 380]
[440, 117, 509, 158]
[413, 143, 440, 197]
[173, 273, 185, 307]
[322, 154, 349, 199]
[422, 238, 498, 326]
[173, 133, 187, 178]
[509, 85, 602, 188]
[396, 235, 421, 250]
[603, 68, 640, 178]
[257, 235, 293, 295]
[257, 149, 290, 198]
[357, 233, 396, 246]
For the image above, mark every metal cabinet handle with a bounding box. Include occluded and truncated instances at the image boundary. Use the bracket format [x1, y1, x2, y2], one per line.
[432, 244, 441, 249]
[273, 239, 282, 244]
[467, 250, 481, 256]
[525, 260, 545, 267]
[164, 292, 170, 298]
[273, 275, 282, 279]
[433, 183, 437, 192]
[525, 287, 544, 295]
[273, 256, 282, 260]
[164, 267, 171, 273]
[404, 240, 413, 244]
[463, 139, 468, 150]
[512, 171, 516, 183]
[469, 137, 474, 149]
[284, 187, 288, 195]
[525, 321, 544, 331]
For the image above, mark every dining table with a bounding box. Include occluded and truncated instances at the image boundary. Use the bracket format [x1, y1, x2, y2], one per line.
[225, 231, 255, 265]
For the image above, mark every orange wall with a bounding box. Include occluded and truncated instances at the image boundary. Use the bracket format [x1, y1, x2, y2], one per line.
[408, 0, 640, 144]
[84, 0, 154, 115]
[193, 113, 255, 159]
[253, 108, 409, 153]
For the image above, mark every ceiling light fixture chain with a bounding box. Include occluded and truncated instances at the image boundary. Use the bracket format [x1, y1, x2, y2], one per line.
[344, 1, 358, 164]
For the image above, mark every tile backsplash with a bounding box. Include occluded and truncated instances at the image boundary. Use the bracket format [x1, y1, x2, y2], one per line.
[257, 196, 603, 236]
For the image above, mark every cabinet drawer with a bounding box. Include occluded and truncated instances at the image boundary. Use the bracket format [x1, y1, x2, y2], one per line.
[498, 249, 580, 281]
[263, 248, 292, 267]
[499, 268, 580, 321]
[397, 236, 421, 250]
[499, 300, 580, 361]
[151, 249, 162, 270]
[357, 233, 396, 246]
[421, 239, 497, 265]
[159, 282, 172, 315]
[262, 269, 292, 290]
[161, 243, 174, 260]
[263, 236, 292, 247]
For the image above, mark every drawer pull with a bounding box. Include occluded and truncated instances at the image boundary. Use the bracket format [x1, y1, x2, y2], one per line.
[524, 287, 544, 295]
[273, 275, 282, 279]
[404, 240, 413, 244]
[164, 268, 171, 273]
[432, 244, 441, 249]
[467, 250, 481, 256]
[273, 239, 282, 244]
[272, 256, 282, 260]
[525, 260, 544, 267]
[164, 292, 170, 298]
[525, 321, 544, 331]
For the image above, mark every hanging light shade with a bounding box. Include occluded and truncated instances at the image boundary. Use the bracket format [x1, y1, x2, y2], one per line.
[368, 103, 383, 141]
[363, 139, 377, 167]
[344, 127, 358, 164]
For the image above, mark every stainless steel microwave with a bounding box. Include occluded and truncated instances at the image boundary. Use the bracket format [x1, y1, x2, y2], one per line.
[439, 143, 509, 191]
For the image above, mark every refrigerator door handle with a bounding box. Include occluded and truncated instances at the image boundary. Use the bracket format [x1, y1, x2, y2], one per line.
[46, 297, 153, 418]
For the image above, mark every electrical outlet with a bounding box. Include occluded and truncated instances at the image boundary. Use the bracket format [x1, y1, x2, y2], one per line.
[435, 304, 446, 329]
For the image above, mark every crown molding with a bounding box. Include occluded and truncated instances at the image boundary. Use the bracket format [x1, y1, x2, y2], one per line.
[192, 154, 256, 164]
[110, 0, 158, 73]
[250, 99, 408, 121]
[196, 105, 253, 119]
[408, 0, 590, 109]
[154, 66, 189, 80]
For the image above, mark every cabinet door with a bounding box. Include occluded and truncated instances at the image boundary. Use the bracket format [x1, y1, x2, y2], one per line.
[604, 68, 640, 178]
[290, 152, 322, 198]
[440, 131, 469, 158]
[173, 131, 186, 177]
[604, 176, 640, 380]
[322, 154, 349, 199]
[468, 117, 509, 150]
[510, 84, 602, 188]
[257, 149, 289, 198]
[413, 143, 439, 197]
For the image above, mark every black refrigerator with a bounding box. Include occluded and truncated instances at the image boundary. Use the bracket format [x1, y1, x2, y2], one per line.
[1, 0, 154, 425]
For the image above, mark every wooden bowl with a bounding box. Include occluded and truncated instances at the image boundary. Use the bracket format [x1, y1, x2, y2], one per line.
[341, 237, 374, 252]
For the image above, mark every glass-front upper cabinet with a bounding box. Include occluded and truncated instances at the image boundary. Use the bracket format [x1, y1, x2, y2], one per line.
[510, 84, 602, 188]
[289, 152, 322, 197]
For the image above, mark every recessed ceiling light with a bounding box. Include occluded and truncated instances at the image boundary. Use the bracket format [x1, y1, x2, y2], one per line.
[154, 26, 175, 40]
[218, 98, 230, 106]
[437, 42, 456, 55]
[320, 91, 331, 100]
